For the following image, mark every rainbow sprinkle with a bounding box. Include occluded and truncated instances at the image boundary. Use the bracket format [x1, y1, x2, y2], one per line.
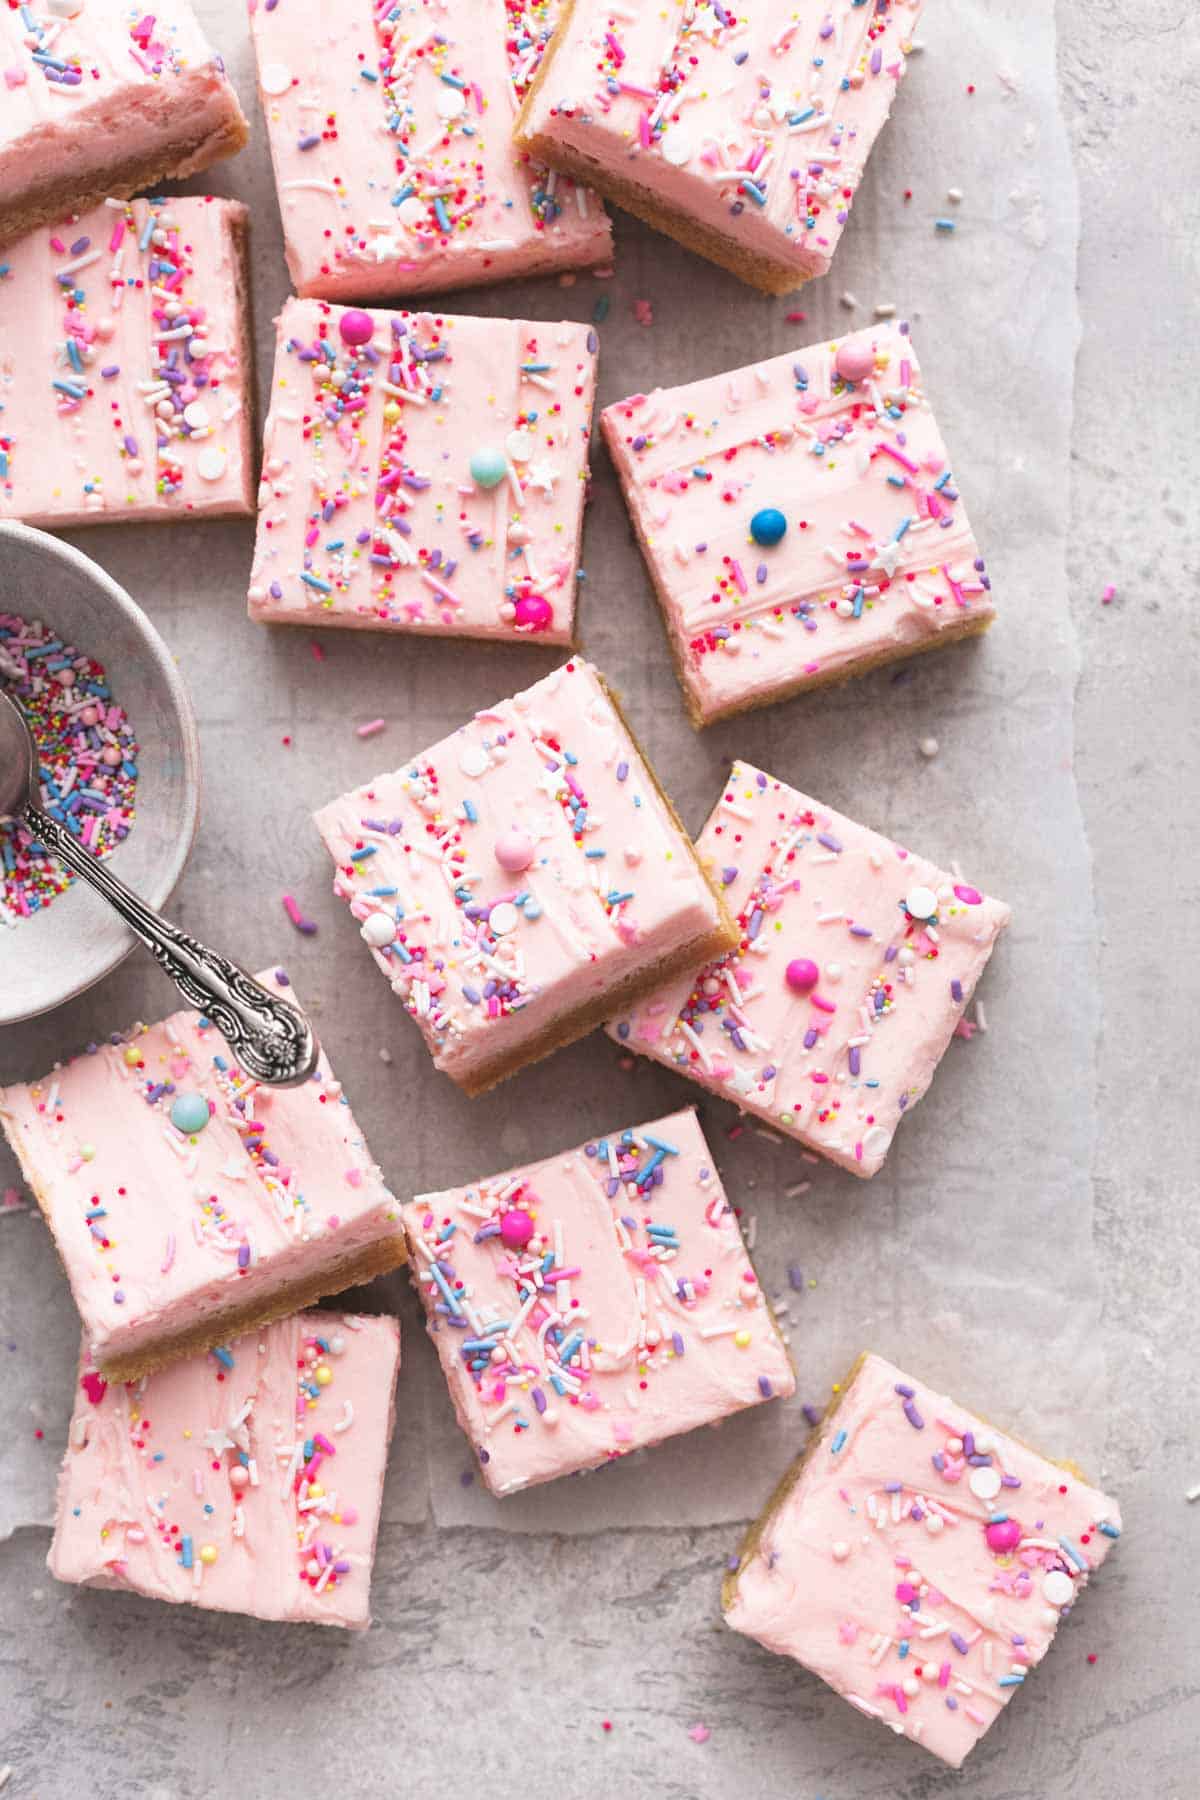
[0, 612, 137, 924]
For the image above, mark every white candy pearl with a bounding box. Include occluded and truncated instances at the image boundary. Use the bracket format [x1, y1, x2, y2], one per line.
[361, 913, 396, 949]
[1042, 1570, 1075, 1608]
[968, 1466, 1002, 1501]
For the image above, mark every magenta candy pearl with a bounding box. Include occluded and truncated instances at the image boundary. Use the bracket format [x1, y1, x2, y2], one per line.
[494, 829, 534, 874]
[984, 1518, 1022, 1552]
[785, 957, 820, 994]
[339, 308, 375, 347]
[834, 339, 876, 384]
[514, 592, 553, 632]
[499, 1208, 535, 1250]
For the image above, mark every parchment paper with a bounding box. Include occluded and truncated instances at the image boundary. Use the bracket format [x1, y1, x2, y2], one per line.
[0, 0, 1102, 1542]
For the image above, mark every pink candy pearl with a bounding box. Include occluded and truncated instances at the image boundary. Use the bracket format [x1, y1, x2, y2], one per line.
[499, 1207, 534, 1250]
[513, 592, 553, 632]
[984, 1518, 1021, 1552]
[494, 829, 534, 873]
[953, 883, 983, 905]
[785, 957, 820, 994]
[228, 1465, 250, 1490]
[835, 340, 876, 383]
[101, 745, 122, 766]
[339, 309, 375, 346]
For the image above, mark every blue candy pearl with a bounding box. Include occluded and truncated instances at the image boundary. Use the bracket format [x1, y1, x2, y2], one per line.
[469, 446, 508, 489]
[170, 1091, 210, 1135]
[750, 507, 788, 547]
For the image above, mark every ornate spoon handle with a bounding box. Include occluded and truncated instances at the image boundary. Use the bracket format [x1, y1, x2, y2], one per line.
[27, 803, 319, 1086]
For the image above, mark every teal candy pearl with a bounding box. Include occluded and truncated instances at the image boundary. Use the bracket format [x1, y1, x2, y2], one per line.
[170, 1091, 210, 1135]
[469, 446, 508, 489]
[750, 507, 787, 547]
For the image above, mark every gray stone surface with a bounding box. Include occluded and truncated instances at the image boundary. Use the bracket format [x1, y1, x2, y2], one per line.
[1, 2, 1198, 1795]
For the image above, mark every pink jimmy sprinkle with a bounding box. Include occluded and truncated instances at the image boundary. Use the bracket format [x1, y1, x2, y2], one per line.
[878, 441, 920, 475]
[637, 112, 652, 148]
[730, 559, 748, 594]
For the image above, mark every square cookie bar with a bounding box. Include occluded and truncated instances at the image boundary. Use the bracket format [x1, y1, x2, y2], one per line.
[608, 762, 1010, 1178]
[50, 1311, 401, 1628]
[0, 971, 406, 1381]
[313, 660, 736, 1094]
[403, 1107, 794, 1496]
[249, 0, 611, 302]
[0, 0, 247, 247]
[723, 1353, 1122, 1767]
[0, 195, 255, 528]
[602, 323, 994, 726]
[516, 1, 923, 294]
[248, 297, 597, 641]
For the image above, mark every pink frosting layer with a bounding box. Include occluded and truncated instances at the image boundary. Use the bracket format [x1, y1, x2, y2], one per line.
[602, 322, 994, 722]
[314, 660, 724, 1088]
[522, 0, 923, 283]
[0, 195, 253, 527]
[726, 1353, 1122, 1768]
[403, 1106, 794, 1496]
[0, 0, 245, 226]
[0, 970, 402, 1369]
[249, 297, 597, 641]
[50, 1311, 401, 1628]
[248, 0, 611, 300]
[608, 761, 1011, 1177]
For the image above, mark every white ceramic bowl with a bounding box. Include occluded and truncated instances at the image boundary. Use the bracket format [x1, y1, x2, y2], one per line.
[0, 522, 200, 1023]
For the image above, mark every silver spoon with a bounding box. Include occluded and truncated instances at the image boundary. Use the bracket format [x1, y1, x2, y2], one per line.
[0, 688, 319, 1086]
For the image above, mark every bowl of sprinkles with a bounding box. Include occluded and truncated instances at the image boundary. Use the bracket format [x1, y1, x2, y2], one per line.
[0, 522, 199, 1023]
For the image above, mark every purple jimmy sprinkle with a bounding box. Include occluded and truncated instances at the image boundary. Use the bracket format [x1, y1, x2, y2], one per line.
[816, 832, 842, 853]
[787, 1264, 805, 1291]
[802, 1405, 821, 1428]
[672, 1331, 685, 1356]
[903, 1400, 925, 1430]
[757, 1376, 773, 1398]
[950, 1632, 969, 1655]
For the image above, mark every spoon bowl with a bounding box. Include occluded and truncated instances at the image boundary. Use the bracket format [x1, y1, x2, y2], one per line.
[0, 521, 200, 1024]
[0, 688, 35, 820]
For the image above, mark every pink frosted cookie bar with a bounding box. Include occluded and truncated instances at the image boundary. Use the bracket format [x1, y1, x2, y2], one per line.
[50, 1311, 401, 1628]
[403, 1107, 793, 1496]
[0, 971, 406, 1382]
[517, 1, 923, 294]
[608, 762, 1010, 1178]
[313, 659, 736, 1094]
[724, 1353, 1122, 1767]
[0, 195, 255, 528]
[602, 323, 995, 727]
[0, 0, 247, 248]
[248, 297, 598, 641]
[248, 0, 611, 302]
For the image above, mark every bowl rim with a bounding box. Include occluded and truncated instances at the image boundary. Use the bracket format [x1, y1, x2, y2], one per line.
[0, 520, 202, 1024]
